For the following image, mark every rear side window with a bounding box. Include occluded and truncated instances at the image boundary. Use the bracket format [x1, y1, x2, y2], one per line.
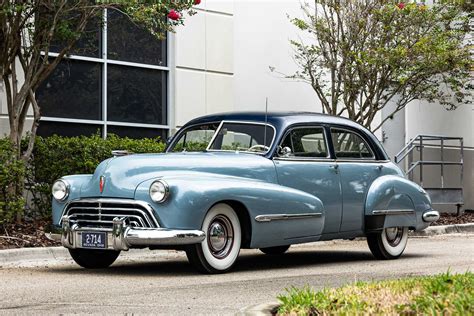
[280, 127, 328, 158]
[331, 128, 374, 159]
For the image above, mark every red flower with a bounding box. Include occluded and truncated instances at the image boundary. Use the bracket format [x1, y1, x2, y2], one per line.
[397, 2, 405, 9]
[194, 0, 201, 4]
[167, 9, 181, 21]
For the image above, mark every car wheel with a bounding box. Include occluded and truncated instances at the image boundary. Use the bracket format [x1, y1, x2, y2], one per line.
[69, 249, 120, 269]
[367, 226, 408, 260]
[186, 203, 241, 274]
[259, 245, 290, 255]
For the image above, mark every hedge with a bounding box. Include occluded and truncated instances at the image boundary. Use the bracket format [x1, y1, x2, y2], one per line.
[0, 134, 165, 223]
[0, 139, 26, 224]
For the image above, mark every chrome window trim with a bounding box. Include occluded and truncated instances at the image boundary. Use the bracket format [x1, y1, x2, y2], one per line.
[336, 159, 390, 163]
[206, 120, 277, 155]
[166, 120, 221, 153]
[59, 198, 160, 228]
[274, 125, 331, 161]
[330, 127, 376, 160]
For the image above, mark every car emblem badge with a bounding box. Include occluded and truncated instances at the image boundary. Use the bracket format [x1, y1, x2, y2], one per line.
[99, 176, 105, 193]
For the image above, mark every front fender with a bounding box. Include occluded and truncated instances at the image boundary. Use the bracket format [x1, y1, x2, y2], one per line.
[365, 175, 433, 231]
[51, 174, 93, 225]
[135, 171, 325, 248]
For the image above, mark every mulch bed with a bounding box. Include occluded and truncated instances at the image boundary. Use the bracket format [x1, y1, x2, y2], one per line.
[431, 211, 474, 226]
[0, 211, 472, 250]
[0, 220, 60, 250]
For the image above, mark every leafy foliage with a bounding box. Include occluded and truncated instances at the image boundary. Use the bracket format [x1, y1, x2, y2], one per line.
[283, 0, 473, 131]
[26, 133, 165, 218]
[0, 139, 26, 224]
[277, 271, 474, 315]
[0, 1, 195, 161]
[0, 134, 165, 222]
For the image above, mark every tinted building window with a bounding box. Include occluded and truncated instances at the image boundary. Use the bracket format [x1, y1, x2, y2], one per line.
[49, 15, 102, 58]
[38, 121, 102, 137]
[107, 65, 167, 125]
[37, 60, 101, 120]
[38, 8, 168, 140]
[107, 126, 166, 140]
[107, 10, 167, 66]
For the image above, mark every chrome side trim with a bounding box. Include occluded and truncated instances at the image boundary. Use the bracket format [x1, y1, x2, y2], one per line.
[422, 210, 440, 222]
[255, 213, 323, 222]
[372, 209, 415, 215]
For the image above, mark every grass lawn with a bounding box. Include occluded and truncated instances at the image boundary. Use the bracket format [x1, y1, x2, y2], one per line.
[277, 271, 473, 315]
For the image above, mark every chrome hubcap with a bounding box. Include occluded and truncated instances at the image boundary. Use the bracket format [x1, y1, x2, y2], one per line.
[385, 227, 403, 247]
[207, 215, 233, 259]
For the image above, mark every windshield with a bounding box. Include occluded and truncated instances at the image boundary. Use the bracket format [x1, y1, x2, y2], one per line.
[169, 121, 275, 154]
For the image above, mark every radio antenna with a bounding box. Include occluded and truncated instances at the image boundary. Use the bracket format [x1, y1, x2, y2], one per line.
[263, 97, 268, 148]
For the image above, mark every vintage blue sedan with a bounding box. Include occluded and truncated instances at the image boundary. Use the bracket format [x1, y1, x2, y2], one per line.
[48, 112, 439, 273]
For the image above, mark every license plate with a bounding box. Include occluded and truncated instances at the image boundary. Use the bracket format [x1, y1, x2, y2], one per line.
[81, 232, 107, 249]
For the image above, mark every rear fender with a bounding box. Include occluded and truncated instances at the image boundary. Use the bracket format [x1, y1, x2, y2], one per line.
[365, 175, 432, 232]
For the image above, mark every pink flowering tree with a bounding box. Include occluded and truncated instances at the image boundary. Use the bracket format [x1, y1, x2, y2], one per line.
[284, 0, 472, 131]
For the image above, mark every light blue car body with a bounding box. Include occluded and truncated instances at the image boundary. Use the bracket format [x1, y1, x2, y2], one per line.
[52, 112, 434, 249]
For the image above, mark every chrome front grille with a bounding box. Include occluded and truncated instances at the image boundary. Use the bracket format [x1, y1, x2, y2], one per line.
[63, 199, 159, 229]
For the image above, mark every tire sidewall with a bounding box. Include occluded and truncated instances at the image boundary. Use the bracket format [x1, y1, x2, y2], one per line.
[380, 227, 408, 257]
[200, 203, 241, 271]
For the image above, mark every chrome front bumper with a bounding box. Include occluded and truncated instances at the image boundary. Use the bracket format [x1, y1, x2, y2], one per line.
[46, 216, 205, 251]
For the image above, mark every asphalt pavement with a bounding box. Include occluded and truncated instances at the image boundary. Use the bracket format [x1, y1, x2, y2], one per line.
[0, 234, 472, 315]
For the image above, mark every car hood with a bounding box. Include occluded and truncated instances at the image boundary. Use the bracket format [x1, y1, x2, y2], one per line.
[80, 152, 277, 198]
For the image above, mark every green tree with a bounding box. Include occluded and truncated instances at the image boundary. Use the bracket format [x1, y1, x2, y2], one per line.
[284, 0, 472, 131]
[0, 0, 196, 160]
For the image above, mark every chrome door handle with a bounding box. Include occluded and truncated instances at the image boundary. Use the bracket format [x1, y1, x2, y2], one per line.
[330, 164, 339, 173]
[376, 165, 383, 171]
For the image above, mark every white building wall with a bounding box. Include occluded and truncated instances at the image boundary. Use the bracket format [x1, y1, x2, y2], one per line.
[233, 0, 320, 113]
[405, 101, 474, 148]
[173, 0, 235, 130]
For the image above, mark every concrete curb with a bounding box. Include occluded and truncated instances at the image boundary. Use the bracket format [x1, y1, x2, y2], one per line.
[410, 223, 474, 237]
[237, 302, 279, 316]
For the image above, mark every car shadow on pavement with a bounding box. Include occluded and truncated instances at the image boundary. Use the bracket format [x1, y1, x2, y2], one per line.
[45, 249, 424, 277]
[234, 250, 423, 273]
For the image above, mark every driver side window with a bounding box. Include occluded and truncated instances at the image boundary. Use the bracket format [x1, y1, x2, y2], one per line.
[280, 127, 328, 158]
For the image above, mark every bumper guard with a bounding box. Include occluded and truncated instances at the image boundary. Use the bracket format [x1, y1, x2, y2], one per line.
[46, 216, 205, 251]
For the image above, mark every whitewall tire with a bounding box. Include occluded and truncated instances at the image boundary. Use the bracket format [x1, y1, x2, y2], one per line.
[367, 227, 408, 260]
[186, 203, 241, 273]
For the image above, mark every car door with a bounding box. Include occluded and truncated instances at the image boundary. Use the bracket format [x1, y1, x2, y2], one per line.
[273, 126, 343, 237]
[330, 127, 381, 233]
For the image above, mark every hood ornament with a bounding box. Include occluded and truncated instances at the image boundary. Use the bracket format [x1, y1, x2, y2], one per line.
[99, 176, 106, 193]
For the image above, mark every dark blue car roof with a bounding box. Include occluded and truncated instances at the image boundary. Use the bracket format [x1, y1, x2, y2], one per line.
[179, 111, 388, 160]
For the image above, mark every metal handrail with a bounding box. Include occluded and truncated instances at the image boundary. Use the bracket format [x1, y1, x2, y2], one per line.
[394, 134, 464, 188]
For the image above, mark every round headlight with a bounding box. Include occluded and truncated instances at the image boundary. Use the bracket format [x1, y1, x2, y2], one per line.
[52, 179, 69, 201]
[149, 180, 169, 203]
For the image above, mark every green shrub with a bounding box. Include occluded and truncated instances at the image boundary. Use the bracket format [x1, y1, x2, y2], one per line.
[27, 133, 165, 218]
[0, 139, 26, 224]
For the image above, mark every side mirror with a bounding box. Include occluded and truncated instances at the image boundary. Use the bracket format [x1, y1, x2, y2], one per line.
[278, 146, 292, 157]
